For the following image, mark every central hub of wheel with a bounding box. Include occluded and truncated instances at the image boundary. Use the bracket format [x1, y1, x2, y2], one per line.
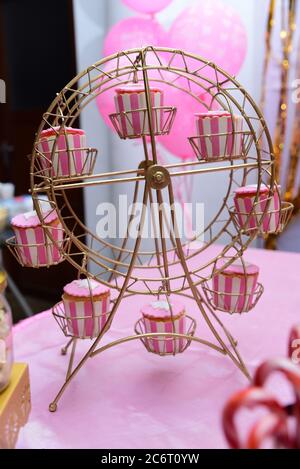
[154, 171, 165, 183]
[146, 165, 170, 189]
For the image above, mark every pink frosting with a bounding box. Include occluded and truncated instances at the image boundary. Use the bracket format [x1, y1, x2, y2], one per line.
[115, 84, 162, 94]
[40, 126, 85, 138]
[234, 184, 270, 197]
[141, 300, 185, 320]
[217, 259, 259, 276]
[11, 209, 58, 229]
[63, 279, 110, 298]
[195, 110, 232, 119]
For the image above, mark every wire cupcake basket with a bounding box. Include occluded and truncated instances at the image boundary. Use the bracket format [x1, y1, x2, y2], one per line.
[110, 106, 177, 139]
[34, 146, 98, 180]
[189, 130, 254, 162]
[52, 300, 113, 340]
[134, 315, 197, 356]
[229, 200, 294, 236]
[203, 281, 264, 315]
[6, 233, 70, 269]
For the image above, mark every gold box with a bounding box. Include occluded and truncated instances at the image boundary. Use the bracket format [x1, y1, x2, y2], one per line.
[0, 363, 31, 449]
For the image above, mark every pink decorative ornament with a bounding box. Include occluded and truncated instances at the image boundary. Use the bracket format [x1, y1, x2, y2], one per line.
[103, 16, 167, 57]
[254, 358, 300, 448]
[223, 386, 289, 449]
[122, 0, 172, 14]
[158, 85, 219, 160]
[167, 0, 247, 79]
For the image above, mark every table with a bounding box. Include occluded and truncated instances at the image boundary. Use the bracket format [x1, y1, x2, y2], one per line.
[13, 246, 300, 449]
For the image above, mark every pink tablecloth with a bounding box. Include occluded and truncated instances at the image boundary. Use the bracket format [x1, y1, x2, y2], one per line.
[13, 246, 300, 449]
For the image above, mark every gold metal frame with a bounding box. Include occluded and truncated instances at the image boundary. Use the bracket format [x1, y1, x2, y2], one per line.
[8, 46, 293, 412]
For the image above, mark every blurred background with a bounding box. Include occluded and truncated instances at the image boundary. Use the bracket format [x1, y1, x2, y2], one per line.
[0, 0, 299, 321]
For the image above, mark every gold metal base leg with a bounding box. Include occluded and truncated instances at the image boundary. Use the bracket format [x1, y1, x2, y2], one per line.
[49, 402, 57, 413]
[61, 338, 74, 356]
[66, 338, 77, 380]
[209, 309, 238, 348]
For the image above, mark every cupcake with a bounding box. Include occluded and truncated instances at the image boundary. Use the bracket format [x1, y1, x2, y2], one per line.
[212, 259, 259, 313]
[37, 126, 87, 178]
[62, 278, 111, 339]
[141, 299, 186, 354]
[11, 209, 64, 267]
[114, 84, 163, 138]
[194, 110, 243, 160]
[234, 184, 281, 234]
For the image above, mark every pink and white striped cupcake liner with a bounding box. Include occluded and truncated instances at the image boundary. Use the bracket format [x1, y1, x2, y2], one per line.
[63, 295, 111, 339]
[14, 222, 64, 267]
[234, 189, 281, 234]
[195, 112, 244, 160]
[114, 89, 163, 138]
[212, 272, 259, 313]
[142, 315, 186, 355]
[37, 131, 87, 178]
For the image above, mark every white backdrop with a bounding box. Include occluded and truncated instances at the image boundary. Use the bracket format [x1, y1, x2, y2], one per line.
[72, 0, 283, 254]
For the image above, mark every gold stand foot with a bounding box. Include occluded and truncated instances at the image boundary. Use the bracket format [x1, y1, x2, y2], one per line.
[61, 338, 74, 356]
[49, 402, 57, 413]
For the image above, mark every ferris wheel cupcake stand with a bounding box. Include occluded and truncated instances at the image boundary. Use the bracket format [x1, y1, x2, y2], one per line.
[6, 47, 293, 412]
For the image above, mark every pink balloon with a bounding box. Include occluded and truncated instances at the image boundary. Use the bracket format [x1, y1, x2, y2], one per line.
[122, 0, 172, 14]
[168, 0, 247, 78]
[158, 85, 220, 161]
[103, 16, 167, 57]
